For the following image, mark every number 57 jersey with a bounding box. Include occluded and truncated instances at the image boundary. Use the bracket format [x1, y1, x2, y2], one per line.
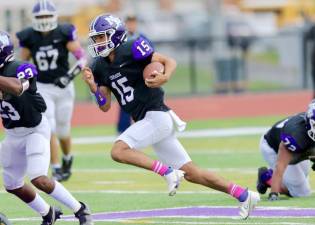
[0, 61, 46, 129]
[16, 23, 76, 83]
[91, 36, 169, 121]
[264, 113, 315, 154]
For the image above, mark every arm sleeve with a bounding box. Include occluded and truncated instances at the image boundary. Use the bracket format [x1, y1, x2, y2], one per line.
[131, 36, 154, 61]
[281, 123, 307, 152]
[15, 62, 38, 93]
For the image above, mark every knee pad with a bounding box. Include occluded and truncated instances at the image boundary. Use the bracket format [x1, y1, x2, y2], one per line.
[2, 171, 24, 191]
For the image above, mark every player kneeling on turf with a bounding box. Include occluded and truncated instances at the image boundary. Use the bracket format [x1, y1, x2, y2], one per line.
[257, 101, 315, 200]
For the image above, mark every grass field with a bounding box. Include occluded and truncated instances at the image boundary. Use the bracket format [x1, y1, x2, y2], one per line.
[1, 115, 315, 225]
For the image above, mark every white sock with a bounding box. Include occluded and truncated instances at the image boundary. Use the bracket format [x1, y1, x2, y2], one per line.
[51, 164, 61, 169]
[63, 154, 73, 161]
[49, 181, 81, 213]
[27, 193, 50, 216]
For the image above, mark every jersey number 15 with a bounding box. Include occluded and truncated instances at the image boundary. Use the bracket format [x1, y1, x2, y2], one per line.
[111, 77, 134, 106]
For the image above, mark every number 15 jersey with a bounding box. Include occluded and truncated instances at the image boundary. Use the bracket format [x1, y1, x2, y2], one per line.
[91, 36, 169, 121]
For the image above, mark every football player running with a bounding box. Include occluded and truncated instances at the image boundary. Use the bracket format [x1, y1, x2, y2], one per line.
[16, 0, 87, 182]
[257, 101, 315, 200]
[0, 31, 93, 225]
[82, 14, 260, 219]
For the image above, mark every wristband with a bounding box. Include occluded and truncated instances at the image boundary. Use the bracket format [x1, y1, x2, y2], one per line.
[94, 87, 107, 106]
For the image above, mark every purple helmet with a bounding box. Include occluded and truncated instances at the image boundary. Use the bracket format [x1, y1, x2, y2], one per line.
[0, 31, 14, 68]
[32, 0, 58, 32]
[88, 14, 127, 57]
[306, 100, 315, 141]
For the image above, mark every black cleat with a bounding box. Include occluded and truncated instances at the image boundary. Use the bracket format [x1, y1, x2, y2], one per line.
[61, 155, 73, 181]
[74, 202, 93, 225]
[52, 167, 64, 182]
[256, 167, 272, 194]
[41, 206, 63, 225]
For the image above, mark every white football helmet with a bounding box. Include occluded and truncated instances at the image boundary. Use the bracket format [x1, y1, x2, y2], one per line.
[32, 0, 58, 32]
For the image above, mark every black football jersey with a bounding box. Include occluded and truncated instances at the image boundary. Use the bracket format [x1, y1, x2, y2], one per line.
[91, 37, 169, 121]
[16, 23, 77, 84]
[0, 61, 46, 129]
[264, 113, 315, 154]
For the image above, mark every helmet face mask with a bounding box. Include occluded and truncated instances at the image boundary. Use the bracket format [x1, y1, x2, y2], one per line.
[88, 29, 116, 57]
[88, 14, 127, 58]
[306, 101, 315, 141]
[32, 0, 58, 32]
[0, 31, 14, 68]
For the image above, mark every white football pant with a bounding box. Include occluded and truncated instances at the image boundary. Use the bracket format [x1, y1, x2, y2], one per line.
[117, 110, 191, 169]
[37, 82, 75, 138]
[0, 116, 51, 190]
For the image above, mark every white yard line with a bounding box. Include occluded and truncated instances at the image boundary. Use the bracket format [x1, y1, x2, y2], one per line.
[71, 167, 257, 174]
[72, 127, 268, 145]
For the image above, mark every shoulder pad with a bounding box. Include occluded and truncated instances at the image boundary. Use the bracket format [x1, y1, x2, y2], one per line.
[90, 57, 105, 74]
[16, 27, 34, 47]
[131, 36, 154, 61]
[59, 23, 77, 41]
[280, 133, 301, 152]
[3, 60, 25, 76]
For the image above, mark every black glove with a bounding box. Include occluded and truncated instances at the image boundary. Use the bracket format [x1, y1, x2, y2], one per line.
[268, 192, 280, 201]
[312, 163, 315, 171]
[54, 76, 71, 88]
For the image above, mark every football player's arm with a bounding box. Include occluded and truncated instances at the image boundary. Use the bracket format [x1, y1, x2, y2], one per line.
[82, 67, 111, 112]
[19, 47, 32, 61]
[66, 40, 87, 67]
[0, 76, 27, 96]
[145, 52, 177, 88]
[54, 41, 87, 88]
[269, 142, 292, 199]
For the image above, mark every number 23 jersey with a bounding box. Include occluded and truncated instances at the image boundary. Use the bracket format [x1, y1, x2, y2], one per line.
[91, 37, 169, 121]
[0, 61, 46, 129]
[16, 23, 77, 84]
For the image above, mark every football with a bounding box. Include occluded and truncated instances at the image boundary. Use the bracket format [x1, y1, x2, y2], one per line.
[143, 62, 165, 80]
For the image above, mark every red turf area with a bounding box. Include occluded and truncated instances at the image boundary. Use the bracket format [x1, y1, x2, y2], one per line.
[72, 90, 313, 127]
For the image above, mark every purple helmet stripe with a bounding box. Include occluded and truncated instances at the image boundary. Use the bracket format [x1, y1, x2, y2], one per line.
[33, 0, 56, 14]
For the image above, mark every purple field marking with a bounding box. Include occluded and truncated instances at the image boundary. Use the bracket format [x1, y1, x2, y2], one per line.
[62, 206, 315, 221]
